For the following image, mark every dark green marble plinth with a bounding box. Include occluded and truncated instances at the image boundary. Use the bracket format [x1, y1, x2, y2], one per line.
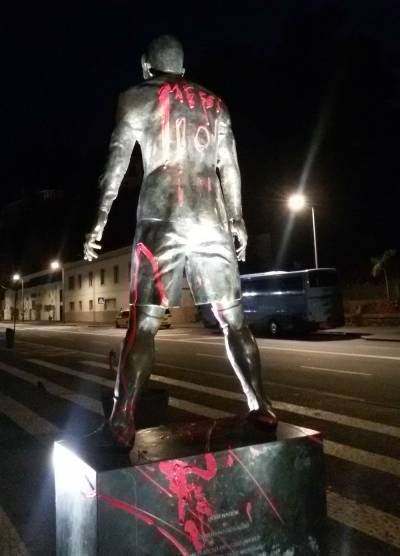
[54, 418, 326, 555]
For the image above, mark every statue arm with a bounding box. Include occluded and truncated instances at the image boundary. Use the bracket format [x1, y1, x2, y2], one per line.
[84, 94, 138, 260]
[217, 109, 248, 261]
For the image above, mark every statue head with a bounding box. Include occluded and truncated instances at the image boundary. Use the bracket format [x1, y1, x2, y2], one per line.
[142, 35, 185, 79]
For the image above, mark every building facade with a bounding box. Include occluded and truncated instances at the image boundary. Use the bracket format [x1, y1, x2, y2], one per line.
[4, 246, 197, 325]
[4, 270, 62, 322]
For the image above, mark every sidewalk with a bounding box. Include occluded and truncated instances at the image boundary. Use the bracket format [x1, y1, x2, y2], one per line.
[336, 325, 400, 342]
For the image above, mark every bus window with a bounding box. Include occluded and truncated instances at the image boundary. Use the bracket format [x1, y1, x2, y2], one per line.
[308, 270, 338, 288]
[281, 275, 303, 292]
[241, 278, 269, 294]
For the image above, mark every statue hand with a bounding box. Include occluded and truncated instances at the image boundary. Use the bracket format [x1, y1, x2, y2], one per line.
[230, 218, 248, 262]
[83, 229, 102, 261]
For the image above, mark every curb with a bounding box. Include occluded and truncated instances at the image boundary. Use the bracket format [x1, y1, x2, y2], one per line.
[362, 336, 400, 343]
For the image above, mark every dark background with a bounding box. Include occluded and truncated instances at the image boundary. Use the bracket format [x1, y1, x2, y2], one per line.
[1, 0, 399, 283]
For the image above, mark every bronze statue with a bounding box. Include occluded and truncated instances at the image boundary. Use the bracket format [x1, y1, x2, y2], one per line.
[84, 35, 277, 448]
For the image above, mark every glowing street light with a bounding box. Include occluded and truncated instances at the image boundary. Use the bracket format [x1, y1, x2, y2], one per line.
[288, 193, 306, 212]
[50, 260, 64, 322]
[287, 193, 319, 269]
[12, 273, 24, 324]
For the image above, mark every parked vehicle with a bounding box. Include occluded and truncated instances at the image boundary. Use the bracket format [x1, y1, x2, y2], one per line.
[115, 308, 172, 329]
[200, 268, 344, 336]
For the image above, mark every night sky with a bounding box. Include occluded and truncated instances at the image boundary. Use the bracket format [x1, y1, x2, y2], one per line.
[2, 0, 399, 281]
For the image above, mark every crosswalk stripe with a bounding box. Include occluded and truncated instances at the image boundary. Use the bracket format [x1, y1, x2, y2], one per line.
[0, 362, 102, 416]
[0, 506, 30, 556]
[324, 440, 400, 477]
[327, 490, 400, 549]
[26, 360, 228, 420]
[0, 392, 58, 438]
[16, 341, 106, 359]
[272, 401, 400, 439]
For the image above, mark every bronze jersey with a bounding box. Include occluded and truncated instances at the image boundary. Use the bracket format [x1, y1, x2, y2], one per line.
[99, 75, 242, 228]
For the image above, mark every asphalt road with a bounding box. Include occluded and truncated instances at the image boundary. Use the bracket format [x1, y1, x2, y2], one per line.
[0, 323, 399, 555]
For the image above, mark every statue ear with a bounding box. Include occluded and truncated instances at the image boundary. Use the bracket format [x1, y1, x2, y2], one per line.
[141, 54, 153, 79]
[181, 67, 186, 77]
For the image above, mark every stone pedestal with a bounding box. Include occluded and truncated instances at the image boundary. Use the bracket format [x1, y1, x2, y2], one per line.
[54, 418, 326, 555]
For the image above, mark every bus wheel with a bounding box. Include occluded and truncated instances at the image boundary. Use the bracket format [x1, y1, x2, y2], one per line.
[268, 319, 280, 337]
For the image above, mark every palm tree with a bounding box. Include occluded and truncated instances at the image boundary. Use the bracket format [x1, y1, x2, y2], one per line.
[371, 249, 397, 299]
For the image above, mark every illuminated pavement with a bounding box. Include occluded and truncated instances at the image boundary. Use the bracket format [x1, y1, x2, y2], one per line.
[0, 323, 399, 555]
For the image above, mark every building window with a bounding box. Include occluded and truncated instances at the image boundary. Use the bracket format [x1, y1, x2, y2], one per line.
[78, 274, 82, 289]
[69, 301, 75, 311]
[88, 272, 93, 287]
[89, 299, 93, 311]
[79, 301, 82, 311]
[68, 276, 75, 290]
[100, 268, 105, 285]
[113, 265, 119, 284]
[105, 298, 116, 311]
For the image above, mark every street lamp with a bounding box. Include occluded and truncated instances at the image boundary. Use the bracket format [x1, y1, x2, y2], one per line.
[287, 193, 319, 269]
[50, 260, 64, 322]
[12, 273, 24, 323]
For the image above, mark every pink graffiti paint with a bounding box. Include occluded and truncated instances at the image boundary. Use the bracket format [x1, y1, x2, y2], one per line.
[158, 84, 172, 163]
[139, 455, 234, 554]
[97, 493, 189, 555]
[159, 454, 217, 551]
[226, 452, 234, 468]
[199, 91, 215, 125]
[228, 449, 284, 524]
[137, 467, 173, 498]
[176, 177, 184, 207]
[119, 242, 168, 387]
[184, 520, 203, 552]
[207, 177, 212, 192]
[183, 85, 196, 109]
[245, 501, 253, 522]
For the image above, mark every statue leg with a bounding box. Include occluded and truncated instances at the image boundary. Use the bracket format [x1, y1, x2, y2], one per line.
[211, 301, 277, 428]
[109, 305, 165, 448]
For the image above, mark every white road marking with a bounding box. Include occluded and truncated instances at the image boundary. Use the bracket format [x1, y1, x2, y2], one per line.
[324, 440, 400, 477]
[27, 360, 114, 388]
[327, 490, 400, 549]
[0, 392, 58, 438]
[17, 340, 106, 359]
[167, 398, 231, 418]
[0, 506, 30, 556]
[25, 360, 228, 420]
[300, 365, 371, 376]
[259, 345, 400, 362]
[156, 362, 366, 402]
[0, 362, 102, 416]
[273, 401, 400, 439]
[159, 336, 400, 363]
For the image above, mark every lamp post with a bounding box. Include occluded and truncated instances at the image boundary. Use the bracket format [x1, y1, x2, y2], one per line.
[12, 273, 24, 324]
[50, 260, 64, 322]
[287, 193, 319, 269]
